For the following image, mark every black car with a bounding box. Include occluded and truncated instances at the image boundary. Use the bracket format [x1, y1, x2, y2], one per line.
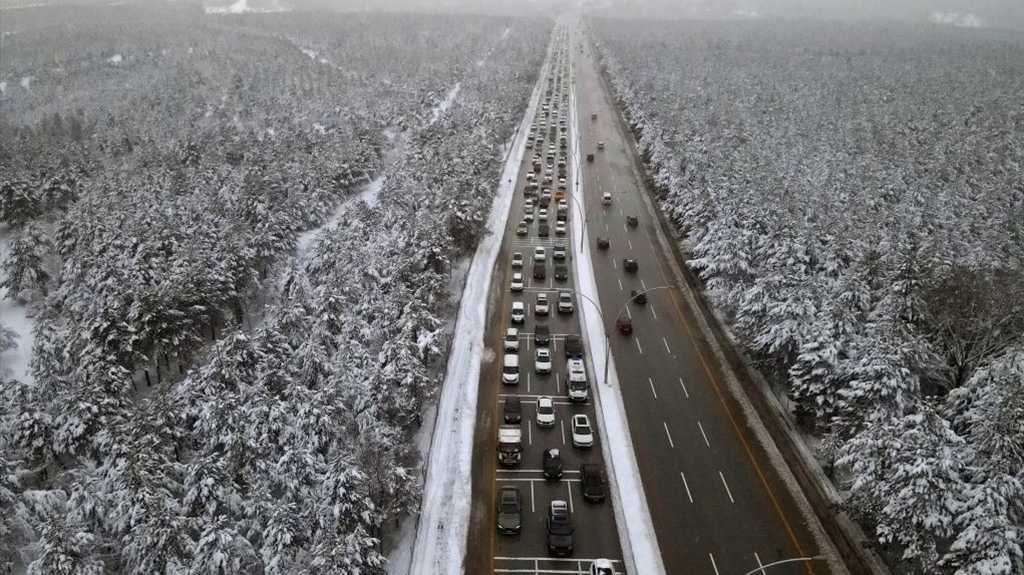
[554, 265, 568, 282]
[534, 263, 547, 280]
[534, 324, 551, 347]
[564, 334, 584, 359]
[623, 258, 638, 273]
[543, 448, 563, 480]
[553, 245, 567, 260]
[580, 464, 607, 503]
[504, 396, 522, 424]
[497, 487, 523, 535]
[631, 289, 647, 305]
[546, 500, 574, 556]
[596, 237, 609, 250]
[626, 215, 638, 228]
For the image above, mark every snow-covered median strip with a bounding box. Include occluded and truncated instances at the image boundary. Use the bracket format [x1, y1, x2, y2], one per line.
[408, 45, 551, 575]
[567, 27, 666, 575]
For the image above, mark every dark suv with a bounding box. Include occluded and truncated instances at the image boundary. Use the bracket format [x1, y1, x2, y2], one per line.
[564, 335, 584, 359]
[546, 500, 574, 556]
[497, 487, 522, 535]
[543, 448, 563, 480]
[504, 396, 522, 424]
[580, 464, 607, 503]
[534, 325, 551, 347]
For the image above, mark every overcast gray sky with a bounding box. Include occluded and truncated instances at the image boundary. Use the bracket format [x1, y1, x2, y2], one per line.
[281, 0, 1024, 30]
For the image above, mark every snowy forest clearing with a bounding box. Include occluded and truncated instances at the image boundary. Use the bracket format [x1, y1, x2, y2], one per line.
[0, 3, 550, 572]
[594, 18, 1024, 575]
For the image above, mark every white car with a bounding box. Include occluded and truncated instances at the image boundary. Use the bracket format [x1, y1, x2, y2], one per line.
[535, 292, 550, 316]
[538, 209, 549, 223]
[558, 292, 574, 314]
[536, 395, 556, 427]
[502, 354, 520, 385]
[567, 358, 585, 377]
[571, 414, 594, 448]
[535, 348, 552, 374]
[512, 252, 524, 268]
[555, 221, 567, 236]
[597, 141, 605, 150]
[534, 246, 546, 263]
[590, 559, 614, 575]
[504, 328, 520, 353]
[511, 302, 525, 324]
[602, 192, 612, 206]
[511, 273, 524, 292]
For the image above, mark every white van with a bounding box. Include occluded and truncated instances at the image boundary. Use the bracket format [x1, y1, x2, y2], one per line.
[502, 354, 520, 385]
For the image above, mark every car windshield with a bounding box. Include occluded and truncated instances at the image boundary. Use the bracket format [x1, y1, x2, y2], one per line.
[539, 404, 553, 414]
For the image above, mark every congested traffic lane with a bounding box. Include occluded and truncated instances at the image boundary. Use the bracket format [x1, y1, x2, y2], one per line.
[467, 24, 626, 575]
[570, 22, 826, 575]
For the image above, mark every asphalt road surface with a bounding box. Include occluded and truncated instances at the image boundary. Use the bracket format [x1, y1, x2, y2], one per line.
[466, 23, 626, 575]
[569, 22, 827, 575]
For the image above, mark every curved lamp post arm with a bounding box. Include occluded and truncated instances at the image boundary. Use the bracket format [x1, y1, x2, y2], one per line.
[740, 556, 826, 575]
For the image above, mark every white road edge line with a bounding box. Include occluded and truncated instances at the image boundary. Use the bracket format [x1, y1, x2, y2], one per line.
[663, 422, 675, 448]
[719, 471, 735, 504]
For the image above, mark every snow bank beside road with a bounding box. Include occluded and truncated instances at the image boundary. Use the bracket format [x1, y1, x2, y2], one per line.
[567, 26, 666, 575]
[408, 46, 551, 575]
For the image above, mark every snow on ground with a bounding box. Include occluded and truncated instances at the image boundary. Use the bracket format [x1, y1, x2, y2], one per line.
[0, 228, 36, 384]
[108, 54, 122, 64]
[20, 77, 31, 91]
[204, 0, 290, 15]
[426, 82, 461, 128]
[930, 11, 985, 28]
[0, 82, 6, 95]
[476, 26, 512, 67]
[407, 44, 550, 575]
[566, 26, 665, 575]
